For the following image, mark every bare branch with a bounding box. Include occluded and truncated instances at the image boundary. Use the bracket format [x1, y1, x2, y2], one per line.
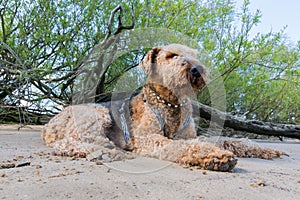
[104, 5, 122, 41]
[115, 5, 135, 35]
[103, 5, 135, 42]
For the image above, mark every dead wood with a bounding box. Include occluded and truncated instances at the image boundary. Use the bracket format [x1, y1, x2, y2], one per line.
[193, 101, 300, 140]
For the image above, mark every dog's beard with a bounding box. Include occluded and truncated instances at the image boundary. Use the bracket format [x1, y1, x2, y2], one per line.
[172, 83, 198, 99]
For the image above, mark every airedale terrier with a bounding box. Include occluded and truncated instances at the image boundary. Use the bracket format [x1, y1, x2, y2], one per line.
[42, 44, 283, 171]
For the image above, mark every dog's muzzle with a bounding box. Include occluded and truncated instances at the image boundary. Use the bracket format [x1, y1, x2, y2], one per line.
[189, 65, 204, 77]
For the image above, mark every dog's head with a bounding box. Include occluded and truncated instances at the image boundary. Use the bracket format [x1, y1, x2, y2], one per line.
[140, 44, 209, 96]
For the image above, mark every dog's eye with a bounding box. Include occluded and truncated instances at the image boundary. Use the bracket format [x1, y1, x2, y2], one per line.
[165, 52, 178, 59]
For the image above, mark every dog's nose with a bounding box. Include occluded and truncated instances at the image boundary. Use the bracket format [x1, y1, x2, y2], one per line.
[189, 65, 204, 77]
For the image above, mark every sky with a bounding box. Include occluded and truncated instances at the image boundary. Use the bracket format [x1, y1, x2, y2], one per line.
[235, 0, 300, 43]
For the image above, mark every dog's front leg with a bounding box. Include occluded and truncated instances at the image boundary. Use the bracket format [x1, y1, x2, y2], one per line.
[132, 134, 237, 171]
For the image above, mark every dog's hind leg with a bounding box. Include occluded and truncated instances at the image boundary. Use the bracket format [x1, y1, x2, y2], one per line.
[42, 104, 114, 157]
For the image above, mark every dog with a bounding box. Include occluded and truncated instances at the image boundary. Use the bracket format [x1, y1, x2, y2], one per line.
[42, 44, 283, 171]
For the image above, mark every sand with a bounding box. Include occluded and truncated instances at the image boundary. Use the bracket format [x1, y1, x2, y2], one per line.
[0, 125, 299, 200]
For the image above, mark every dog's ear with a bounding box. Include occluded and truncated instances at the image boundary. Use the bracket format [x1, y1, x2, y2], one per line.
[140, 47, 161, 74]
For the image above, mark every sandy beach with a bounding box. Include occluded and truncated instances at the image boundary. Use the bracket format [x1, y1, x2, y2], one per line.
[0, 125, 299, 200]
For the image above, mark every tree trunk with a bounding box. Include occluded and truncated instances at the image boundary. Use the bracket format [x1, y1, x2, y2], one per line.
[193, 101, 300, 140]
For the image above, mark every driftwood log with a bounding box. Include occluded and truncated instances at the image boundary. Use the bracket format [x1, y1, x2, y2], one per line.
[193, 101, 300, 140]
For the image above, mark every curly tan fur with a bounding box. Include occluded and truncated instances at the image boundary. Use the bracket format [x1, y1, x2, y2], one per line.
[42, 44, 283, 171]
[42, 105, 112, 157]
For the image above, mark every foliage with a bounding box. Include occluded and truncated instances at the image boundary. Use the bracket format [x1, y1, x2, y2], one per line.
[0, 0, 299, 124]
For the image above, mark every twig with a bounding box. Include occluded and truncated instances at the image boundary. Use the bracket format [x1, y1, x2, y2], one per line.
[0, 161, 31, 169]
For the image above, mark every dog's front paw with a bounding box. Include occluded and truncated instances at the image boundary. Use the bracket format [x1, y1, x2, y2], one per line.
[203, 156, 237, 172]
[179, 145, 238, 172]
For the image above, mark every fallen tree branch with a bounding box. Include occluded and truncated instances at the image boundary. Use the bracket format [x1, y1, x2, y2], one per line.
[193, 101, 300, 139]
